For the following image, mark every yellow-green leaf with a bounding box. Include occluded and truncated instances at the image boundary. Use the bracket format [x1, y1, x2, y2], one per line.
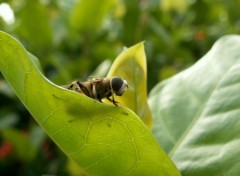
[107, 43, 152, 128]
[0, 31, 180, 176]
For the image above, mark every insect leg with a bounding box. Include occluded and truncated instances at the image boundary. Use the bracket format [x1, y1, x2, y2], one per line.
[107, 96, 118, 106]
[98, 98, 103, 103]
[68, 82, 75, 89]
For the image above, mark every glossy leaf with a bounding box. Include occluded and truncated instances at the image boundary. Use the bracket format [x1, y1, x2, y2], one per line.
[107, 43, 152, 128]
[0, 31, 180, 176]
[149, 35, 240, 175]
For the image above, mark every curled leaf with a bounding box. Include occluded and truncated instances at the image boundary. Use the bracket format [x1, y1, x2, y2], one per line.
[107, 43, 152, 128]
[0, 31, 180, 176]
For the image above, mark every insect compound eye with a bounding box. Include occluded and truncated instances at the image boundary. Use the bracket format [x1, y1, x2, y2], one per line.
[111, 76, 128, 96]
[111, 77, 123, 92]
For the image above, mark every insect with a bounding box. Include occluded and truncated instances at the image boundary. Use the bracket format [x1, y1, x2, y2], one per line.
[67, 76, 128, 106]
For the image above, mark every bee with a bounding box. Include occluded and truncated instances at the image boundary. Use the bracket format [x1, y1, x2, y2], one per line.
[67, 76, 128, 106]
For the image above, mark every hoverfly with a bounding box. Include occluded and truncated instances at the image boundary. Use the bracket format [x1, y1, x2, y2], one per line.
[67, 76, 128, 106]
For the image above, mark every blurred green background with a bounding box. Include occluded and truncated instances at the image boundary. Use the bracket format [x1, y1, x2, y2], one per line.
[0, 0, 239, 175]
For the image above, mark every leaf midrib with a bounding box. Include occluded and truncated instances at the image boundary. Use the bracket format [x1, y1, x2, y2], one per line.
[168, 63, 236, 157]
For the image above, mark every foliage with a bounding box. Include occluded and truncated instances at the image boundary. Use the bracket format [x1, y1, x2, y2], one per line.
[149, 35, 240, 175]
[0, 0, 240, 175]
[0, 31, 180, 175]
[107, 43, 152, 127]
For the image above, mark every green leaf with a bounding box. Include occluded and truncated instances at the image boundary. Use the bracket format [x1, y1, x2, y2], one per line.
[0, 31, 180, 176]
[149, 35, 240, 176]
[67, 159, 88, 176]
[70, 0, 116, 32]
[107, 43, 153, 128]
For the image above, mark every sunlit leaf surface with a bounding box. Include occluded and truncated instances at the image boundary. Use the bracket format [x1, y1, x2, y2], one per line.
[0, 31, 180, 176]
[149, 35, 240, 176]
[107, 43, 152, 128]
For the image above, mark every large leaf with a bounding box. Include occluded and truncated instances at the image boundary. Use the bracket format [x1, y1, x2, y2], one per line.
[149, 35, 240, 176]
[0, 31, 180, 176]
[107, 43, 152, 128]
